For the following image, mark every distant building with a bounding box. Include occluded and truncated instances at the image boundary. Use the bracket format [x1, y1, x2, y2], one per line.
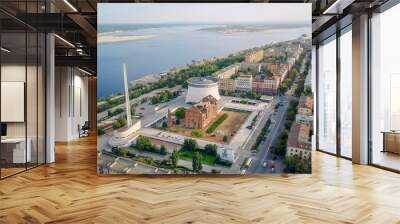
[239, 63, 261, 74]
[214, 64, 240, 79]
[252, 75, 280, 95]
[218, 78, 236, 92]
[184, 95, 219, 129]
[295, 114, 313, 125]
[298, 96, 313, 116]
[245, 49, 264, 63]
[304, 69, 312, 89]
[286, 122, 312, 160]
[235, 74, 253, 92]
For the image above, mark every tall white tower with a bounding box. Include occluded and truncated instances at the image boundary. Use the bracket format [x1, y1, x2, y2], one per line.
[123, 63, 132, 127]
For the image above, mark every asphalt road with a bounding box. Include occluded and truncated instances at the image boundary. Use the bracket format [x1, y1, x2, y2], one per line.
[248, 96, 289, 173]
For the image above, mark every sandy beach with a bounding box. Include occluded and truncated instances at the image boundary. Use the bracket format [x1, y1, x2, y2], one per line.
[98, 34, 158, 44]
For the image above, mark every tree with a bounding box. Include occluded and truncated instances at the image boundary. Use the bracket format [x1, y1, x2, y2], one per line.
[223, 135, 228, 142]
[303, 86, 312, 96]
[175, 107, 186, 120]
[192, 151, 202, 172]
[112, 147, 129, 157]
[171, 150, 178, 168]
[162, 121, 168, 129]
[160, 145, 167, 155]
[98, 128, 105, 136]
[205, 144, 218, 156]
[135, 136, 152, 151]
[182, 138, 198, 151]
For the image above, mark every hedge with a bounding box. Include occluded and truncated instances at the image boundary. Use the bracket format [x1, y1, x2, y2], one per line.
[206, 113, 228, 134]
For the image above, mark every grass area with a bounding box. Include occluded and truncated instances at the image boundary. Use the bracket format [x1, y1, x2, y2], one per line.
[206, 113, 228, 134]
[177, 149, 217, 165]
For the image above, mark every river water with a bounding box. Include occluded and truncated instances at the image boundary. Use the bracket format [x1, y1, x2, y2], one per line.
[97, 24, 309, 98]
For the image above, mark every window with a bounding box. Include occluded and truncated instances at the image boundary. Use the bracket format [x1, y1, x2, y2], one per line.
[0, 4, 46, 179]
[317, 36, 337, 154]
[370, 3, 400, 171]
[340, 28, 352, 158]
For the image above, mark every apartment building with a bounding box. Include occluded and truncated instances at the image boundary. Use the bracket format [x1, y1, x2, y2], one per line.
[235, 74, 253, 92]
[287, 122, 312, 160]
[251, 75, 280, 95]
[218, 78, 236, 92]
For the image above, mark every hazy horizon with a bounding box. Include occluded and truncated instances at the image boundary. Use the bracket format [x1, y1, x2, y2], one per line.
[98, 3, 311, 25]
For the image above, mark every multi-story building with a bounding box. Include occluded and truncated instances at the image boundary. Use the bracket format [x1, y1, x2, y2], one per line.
[286, 122, 312, 160]
[218, 78, 236, 92]
[214, 64, 240, 79]
[295, 114, 313, 125]
[252, 75, 280, 95]
[239, 63, 261, 74]
[184, 95, 219, 129]
[298, 95, 313, 116]
[235, 74, 253, 92]
[245, 49, 264, 63]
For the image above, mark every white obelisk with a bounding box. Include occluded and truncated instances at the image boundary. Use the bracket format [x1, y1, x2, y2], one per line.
[123, 63, 132, 127]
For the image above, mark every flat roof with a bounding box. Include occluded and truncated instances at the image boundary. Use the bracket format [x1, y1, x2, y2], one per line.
[187, 77, 218, 86]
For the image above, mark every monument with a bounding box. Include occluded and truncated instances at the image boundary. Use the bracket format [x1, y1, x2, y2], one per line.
[109, 64, 141, 147]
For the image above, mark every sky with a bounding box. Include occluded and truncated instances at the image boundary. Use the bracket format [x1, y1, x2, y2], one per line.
[98, 3, 311, 25]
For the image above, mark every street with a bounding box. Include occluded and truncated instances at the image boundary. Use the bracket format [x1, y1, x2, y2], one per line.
[248, 96, 289, 173]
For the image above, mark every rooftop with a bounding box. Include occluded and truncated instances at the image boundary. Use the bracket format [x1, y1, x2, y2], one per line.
[188, 76, 218, 86]
[287, 122, 312, 150]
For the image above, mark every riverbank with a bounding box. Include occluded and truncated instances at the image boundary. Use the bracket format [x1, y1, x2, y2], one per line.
[98, 34, 159, 44]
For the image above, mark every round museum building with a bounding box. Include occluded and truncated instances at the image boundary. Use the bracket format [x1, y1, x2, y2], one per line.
[185, 77, 220, 103]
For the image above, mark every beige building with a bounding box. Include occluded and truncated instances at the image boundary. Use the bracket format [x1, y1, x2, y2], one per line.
[218, 78, 236, 92]
[286, 122, 312, 160]
[214, 64, 240, 79]
[235, 74, 253, 92]
[239, 63, 261, 74]
[298, 96, 313, 116]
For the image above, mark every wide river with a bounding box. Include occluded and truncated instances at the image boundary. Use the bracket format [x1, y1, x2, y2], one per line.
[97, 24, 309, 98]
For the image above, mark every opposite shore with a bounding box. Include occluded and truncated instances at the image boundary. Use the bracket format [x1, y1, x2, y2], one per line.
[98, 34, 159, 44]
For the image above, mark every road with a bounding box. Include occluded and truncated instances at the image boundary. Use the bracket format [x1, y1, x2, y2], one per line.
[248, 96, 289, 173]
[249, 55, 310, 173]
[97, 85, 182, 121]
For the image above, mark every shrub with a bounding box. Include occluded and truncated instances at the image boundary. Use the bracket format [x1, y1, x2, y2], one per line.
[98, 128, 105, 136]
[112, 118, 127, 129]
[112, 147, 129, 157]
[192, 129, 204, 138]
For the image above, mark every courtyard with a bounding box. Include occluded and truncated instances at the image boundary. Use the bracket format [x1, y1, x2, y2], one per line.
[156, 109, 250, 144]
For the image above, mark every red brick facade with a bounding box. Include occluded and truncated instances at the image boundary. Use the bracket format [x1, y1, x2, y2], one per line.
[184, 95, 219, 129]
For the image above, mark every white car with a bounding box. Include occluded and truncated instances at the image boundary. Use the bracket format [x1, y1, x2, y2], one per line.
[263, 162, 267, 168]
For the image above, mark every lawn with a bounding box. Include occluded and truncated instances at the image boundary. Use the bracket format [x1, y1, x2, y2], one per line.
[177, 149, 217, 165]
